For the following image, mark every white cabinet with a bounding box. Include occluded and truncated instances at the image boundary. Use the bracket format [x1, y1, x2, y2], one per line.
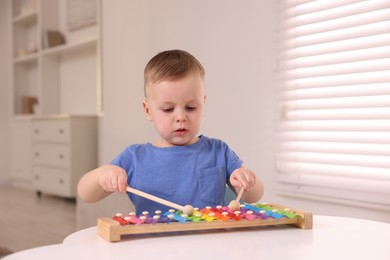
[9, 0, 101, 188]
[31, 115, 97, 198]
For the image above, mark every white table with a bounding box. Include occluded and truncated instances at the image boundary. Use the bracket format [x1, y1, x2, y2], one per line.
[5, 215, 390, 259]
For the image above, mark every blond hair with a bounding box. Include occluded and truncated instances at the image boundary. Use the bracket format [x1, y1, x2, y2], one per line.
[144, 50, 205, 97]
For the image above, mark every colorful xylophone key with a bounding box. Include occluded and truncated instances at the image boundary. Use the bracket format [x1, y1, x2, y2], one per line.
[112, 203, 303, 226]
[99, 203, 313, 242]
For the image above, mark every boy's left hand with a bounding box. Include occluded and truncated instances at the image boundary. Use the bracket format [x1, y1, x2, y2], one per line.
[229, 167, 257, 191]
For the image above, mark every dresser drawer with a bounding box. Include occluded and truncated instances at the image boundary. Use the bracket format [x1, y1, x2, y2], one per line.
[32, 120, 70, 143]
[32, 143, 70, 168]
[33, 167, 72, 197]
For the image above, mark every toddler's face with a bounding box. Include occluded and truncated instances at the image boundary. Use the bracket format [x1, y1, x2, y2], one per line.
[143, 74, 206, 147]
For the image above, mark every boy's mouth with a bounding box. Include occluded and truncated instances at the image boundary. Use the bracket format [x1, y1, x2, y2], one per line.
[174, 128, 188, 135]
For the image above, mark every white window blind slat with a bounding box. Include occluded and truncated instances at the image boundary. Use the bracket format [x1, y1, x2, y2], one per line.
[283, 83, 390, 99]
[282, 0, 390, 26]
[280, 141, 390, 156]
[285, 107, 390, 120]
[279, 152, 390, 168]
[284, 96, 390, 109]
[275, 0, 390, 208]
[278, 174, 390, 197]
[284, 70, 390, 89]
[280, 131, 390, 144]
[282, 33, 390, 59]
[280, 175, 390, 205]
[281, 120, 390, 131]
[286, 20, 390, 48]
[277, 162, 390, 182]
[286, 8, 390, 38]
[286, 46, 390, 69]
[286, 58, 390, 79]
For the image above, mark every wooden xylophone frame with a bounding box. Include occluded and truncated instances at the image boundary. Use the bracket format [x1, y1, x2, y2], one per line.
[97, 203, 313, 242]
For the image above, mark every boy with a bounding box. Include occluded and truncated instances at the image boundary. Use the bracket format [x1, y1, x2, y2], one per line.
[78, 50, 264, 215]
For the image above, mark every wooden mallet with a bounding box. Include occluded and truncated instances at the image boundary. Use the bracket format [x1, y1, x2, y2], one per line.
[126, 186, 194, 215]
[228, 186, 245, 211]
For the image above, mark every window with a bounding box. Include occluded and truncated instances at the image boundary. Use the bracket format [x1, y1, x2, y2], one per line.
[274, 0, 390, 210]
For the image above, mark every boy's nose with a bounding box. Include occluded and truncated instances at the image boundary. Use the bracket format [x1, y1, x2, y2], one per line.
[176, 116, 186, 122]
[175, 111, 186, 122]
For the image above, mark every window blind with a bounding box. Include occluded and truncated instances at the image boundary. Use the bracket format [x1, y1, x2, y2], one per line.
[274, 0, 390, 210]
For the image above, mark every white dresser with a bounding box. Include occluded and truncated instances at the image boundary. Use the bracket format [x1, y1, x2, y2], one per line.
[31, 115, 97, 198]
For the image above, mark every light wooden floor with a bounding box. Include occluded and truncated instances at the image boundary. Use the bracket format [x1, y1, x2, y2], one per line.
[0, 186, 76, 254]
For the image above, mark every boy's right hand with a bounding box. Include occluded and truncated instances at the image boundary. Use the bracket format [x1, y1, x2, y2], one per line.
[97, 165, 128, 194]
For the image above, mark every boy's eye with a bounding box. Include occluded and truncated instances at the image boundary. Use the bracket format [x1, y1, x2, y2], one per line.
[186, 106, 197, 111]
[162, 108, 174, 113]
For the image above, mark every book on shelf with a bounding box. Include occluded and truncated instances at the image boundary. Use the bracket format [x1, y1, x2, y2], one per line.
[22, 96, 38, 114]
[43, 30, 66, 49]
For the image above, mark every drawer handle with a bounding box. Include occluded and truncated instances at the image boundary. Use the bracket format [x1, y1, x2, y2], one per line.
[59, 129, 64, 134]
[59, 154, 64, 159]
[59, 179, 64, 184]
[34, 152, 40, 157]
[35, 175, 40, 180]
[34, 129, 40, 134]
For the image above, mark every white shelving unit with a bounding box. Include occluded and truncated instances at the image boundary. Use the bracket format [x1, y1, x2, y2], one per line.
[10, 0, 101, 191]
[12, 0, 39, 117]
[11, 0, 101, 117]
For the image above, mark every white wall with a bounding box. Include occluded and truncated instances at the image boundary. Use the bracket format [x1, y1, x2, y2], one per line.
[101, 0, 276, 195]
[0, 0, 11, 185]
[77, 0, 277, 228]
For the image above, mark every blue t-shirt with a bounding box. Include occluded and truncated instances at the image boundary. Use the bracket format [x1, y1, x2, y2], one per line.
[110, 135, 243, 215]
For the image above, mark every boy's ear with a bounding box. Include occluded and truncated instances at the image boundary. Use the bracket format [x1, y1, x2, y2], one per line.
[142, 100, 153, 121]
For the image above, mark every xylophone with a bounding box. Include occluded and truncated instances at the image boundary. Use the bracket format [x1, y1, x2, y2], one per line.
[98, 202, 313, 242]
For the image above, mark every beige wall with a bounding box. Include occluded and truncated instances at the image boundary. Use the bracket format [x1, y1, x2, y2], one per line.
[0, 0, 11, 185]
[77, 0, 277, 227]
[101, 1, 276, 193]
